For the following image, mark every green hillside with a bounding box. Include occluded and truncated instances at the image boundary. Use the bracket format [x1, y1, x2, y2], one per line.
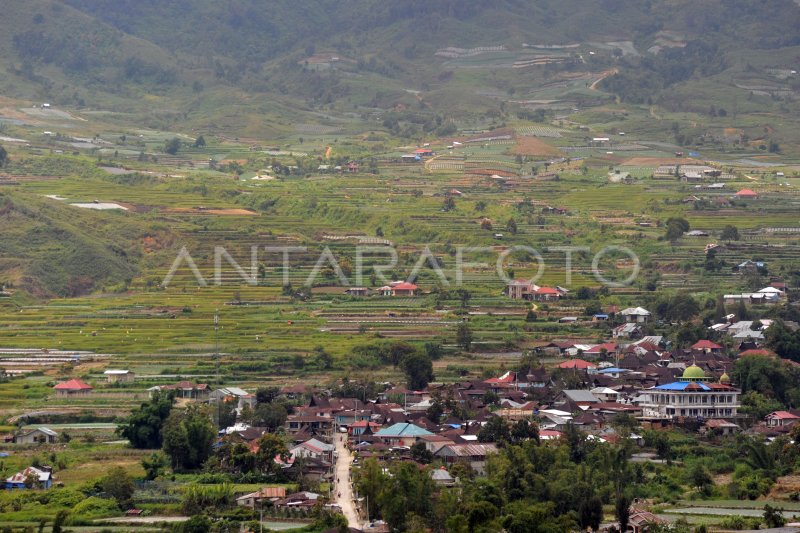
[0, 0, 796, 134]
[0, 189, 145, 297]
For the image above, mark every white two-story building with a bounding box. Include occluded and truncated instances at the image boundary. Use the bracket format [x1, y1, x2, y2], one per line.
[637, 365, 739, 420]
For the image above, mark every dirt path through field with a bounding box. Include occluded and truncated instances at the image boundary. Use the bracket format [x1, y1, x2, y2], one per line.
[590, 68, 618, 90]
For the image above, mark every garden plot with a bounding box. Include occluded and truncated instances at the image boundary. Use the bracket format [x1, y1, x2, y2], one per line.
[515, 125, 564, 138]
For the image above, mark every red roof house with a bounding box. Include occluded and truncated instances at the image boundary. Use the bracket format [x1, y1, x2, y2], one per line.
[691, 340, 723, 352]
[531, 287, 562, 301]
[557, 359, 597, 370]
[584, 342, 617, 355]
[381, 282, 418, 296]
[53, 379, 93, 396]
[765, 411, 800, 427]
[735, 188, 758, 198]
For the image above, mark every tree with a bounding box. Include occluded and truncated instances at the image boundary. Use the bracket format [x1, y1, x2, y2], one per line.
[164, 137, 181, 155]
[356, 458, 387, 521]
[424, 342, 443, 360]
[251, 402, 289, 431]
[735, 299, 750, 321]
[255, 386, 281, 404]
[402, 352, 434, 390]
[193, 135, 206, 148]
[51, 511, 68, 533]
[766, 320, 800, 362]
[179, 515, 212, 533]
[510, 419, 539, 444]
[665, 216, 690, 241]
[714, 295, 727, 323]
[506, 218, 518, 235]
[661, 293, 700, 322]
[117, 391, 175, 448]
[584, 302, 602, 316]
[142, 452, 168, 480]
[0, 145, 7, 167]
[615, 493, 631, 533]
[101, 466, 135, 509]
[478, 416, 510, 443]
[410, 441, 433, 464]
[456, 288, 471, 308]
[314, 345, 333, 369]
[688, 462, 712, 493]
[720, 224, 740, 241]
[456, 322, 473, 351]
[579, 495, 603, 531]
[254, 433, 289, 478]
[764, 504, 786, 528]
[378, 462, 435, 532]
[162, 404, 215, 471]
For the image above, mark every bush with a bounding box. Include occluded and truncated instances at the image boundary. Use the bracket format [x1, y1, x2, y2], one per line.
[46, 488, 85, 508]
[71, 496, 120, 519]
[719, 515, 746, 530]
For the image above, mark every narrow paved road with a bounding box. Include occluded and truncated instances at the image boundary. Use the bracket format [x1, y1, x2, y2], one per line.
[334, 433, 361, 528]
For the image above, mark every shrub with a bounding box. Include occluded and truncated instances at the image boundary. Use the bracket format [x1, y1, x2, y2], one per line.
[719, 515, 746, 530]
[71, 496, 120, 519]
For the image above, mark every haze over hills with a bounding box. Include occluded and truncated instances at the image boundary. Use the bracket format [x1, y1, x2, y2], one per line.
[1, 0, 799, 135]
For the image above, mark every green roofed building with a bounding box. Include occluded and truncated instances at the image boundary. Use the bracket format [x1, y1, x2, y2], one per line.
[374, 422, 433, 446]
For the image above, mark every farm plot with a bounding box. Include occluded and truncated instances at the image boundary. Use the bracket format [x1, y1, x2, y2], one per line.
[515, 125, 564, 138]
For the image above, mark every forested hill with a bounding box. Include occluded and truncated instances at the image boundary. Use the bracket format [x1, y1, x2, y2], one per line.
[1, 0, 799, 123]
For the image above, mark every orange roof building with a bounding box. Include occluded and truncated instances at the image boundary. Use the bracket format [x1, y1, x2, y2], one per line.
[53, 379, 93, 396]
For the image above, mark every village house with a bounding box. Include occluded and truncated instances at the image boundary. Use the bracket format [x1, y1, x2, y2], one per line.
[5, 466, 52, 489]
[765, 410, 800, 428]
[345, 287, 369, 296]
[613, 322, 642, 339]
[373, 422, 433, 447]
[620, 307, 651, 323]
[379, 281, 418, 296]
[347, 420, 382, 439]
[433, 443, 498, 475]
[430, 467, 456, 487]
[734, 188, 758, 199]
[285, 413, 334, 437]
[210, 387, 257, 411]
[724, 286, 783, 305]
[104, 369, 135, 384]
[53, 378, 93, 397]
[290, 438, 335, 463]
[235, 487, 287, 508]
[274, 491, 322, 512]
[505, 280, 562, 301]
[13, 427, 58, 445]
[150, 381, 209, 400]
[690, 340, 723, 354]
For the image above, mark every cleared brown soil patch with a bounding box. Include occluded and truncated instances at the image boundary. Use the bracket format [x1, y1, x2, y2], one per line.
[769, 474, 800, 498]
[510, 136, 563, 156]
